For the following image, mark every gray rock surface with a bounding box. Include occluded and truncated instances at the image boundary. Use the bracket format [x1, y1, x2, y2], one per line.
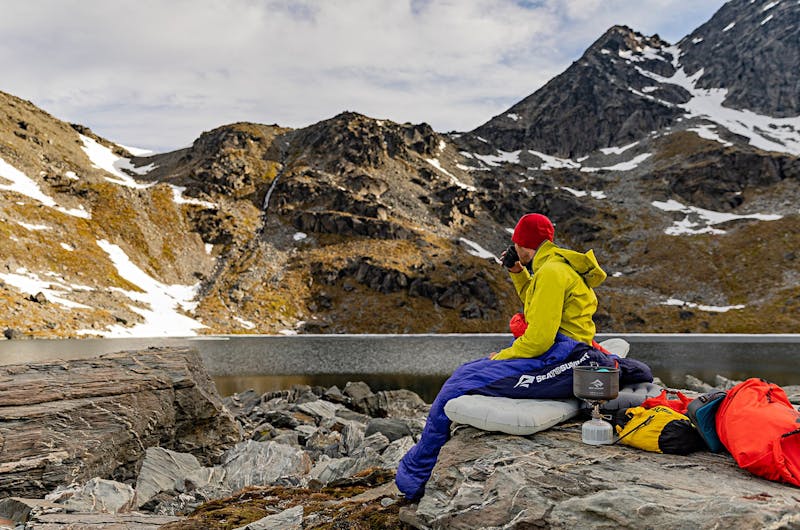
[221, 440, 311, 490]
[0, 498, 61, 525]
[0, 347, 242, 499]
[380, 436, 415, 469]
[134, 447, 224, 509]
[400, 423, 800, 529]
[55, 478, 135, 514]
[308, 447, 384, 485]
[24, 512, 182, 529]
[365, 417, 414, 442]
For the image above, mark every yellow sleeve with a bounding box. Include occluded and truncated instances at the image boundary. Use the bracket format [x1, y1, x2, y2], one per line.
[493, 264, 567, 360]
[509, 267, 532, 304]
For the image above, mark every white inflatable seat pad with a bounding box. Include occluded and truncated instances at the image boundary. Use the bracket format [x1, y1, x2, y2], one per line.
[598, 338, 629, 358]
[444, 394, 580, 435]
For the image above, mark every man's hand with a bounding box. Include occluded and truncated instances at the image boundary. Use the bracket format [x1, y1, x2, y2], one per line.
[488, 352, 499, 360]
[500, 248, 524, 273]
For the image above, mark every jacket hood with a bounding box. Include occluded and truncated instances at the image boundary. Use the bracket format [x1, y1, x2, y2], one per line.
[534, 241, 607, 288]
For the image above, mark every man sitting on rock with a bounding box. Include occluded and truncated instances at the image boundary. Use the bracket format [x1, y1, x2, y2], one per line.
[395, 213, 653, 501]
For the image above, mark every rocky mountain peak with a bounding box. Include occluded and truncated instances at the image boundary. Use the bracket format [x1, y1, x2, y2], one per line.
[470, 0, 799, 159]
[290, 112, 440, 171]
[587, 25, 671, 57]
[469, 25, 683, 157]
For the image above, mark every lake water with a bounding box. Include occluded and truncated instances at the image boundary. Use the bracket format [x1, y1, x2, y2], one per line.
[1, 334, 798, 403]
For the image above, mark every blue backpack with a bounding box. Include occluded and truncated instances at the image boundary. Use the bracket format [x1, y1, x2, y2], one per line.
[686, 390, 727, 452]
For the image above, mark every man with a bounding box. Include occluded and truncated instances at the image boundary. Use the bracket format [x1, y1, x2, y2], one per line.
[395, 213, 652, 501]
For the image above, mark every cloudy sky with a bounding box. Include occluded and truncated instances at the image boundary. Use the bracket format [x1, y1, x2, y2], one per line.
[1, 0, 726, 152]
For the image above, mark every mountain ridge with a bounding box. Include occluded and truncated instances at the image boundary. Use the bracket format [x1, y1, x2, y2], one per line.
[1, 0, 799, 339]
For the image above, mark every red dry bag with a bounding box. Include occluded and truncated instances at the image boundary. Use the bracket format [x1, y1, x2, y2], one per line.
[716, 378, 800, 487]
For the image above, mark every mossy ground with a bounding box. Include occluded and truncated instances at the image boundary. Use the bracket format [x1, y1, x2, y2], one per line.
[160, 468, 412, 530]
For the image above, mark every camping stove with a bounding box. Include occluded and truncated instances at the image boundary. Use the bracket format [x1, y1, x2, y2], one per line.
[573, 364, 619, 445]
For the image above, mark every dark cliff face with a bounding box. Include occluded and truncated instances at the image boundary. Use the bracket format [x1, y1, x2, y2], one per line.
[678, 0, 800, 117]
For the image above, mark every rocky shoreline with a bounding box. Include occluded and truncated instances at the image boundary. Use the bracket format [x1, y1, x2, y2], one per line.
[1, 348, 799, 529]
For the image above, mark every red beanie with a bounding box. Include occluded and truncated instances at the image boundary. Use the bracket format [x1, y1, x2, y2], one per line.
[512, 213, 554, 249]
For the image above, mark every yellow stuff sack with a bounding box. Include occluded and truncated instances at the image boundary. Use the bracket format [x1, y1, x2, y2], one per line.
[615, 405, 705, 454]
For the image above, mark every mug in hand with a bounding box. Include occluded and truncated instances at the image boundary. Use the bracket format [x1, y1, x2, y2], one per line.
[501, 245, 519, 268]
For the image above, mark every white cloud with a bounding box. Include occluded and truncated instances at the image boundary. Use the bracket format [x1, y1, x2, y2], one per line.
[0, 1, 726, 151]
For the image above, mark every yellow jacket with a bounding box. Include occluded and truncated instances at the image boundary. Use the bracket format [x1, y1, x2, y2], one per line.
[493, 240, 606, 360]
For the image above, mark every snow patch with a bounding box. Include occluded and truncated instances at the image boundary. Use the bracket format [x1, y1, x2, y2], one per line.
[293, 232, 307, 241]
[170, 185, 218, 209]
[652, 198, 782, 235]
[687, 123, 733, 147]
[722, 22, 736, 32]
[456, 163, 489, 172]
[0, 157, 90, 218]
[528, 150, 581, 170]
[0, 268, 93, 309]
[118, 144, 157, 157]
[662, 298, 745, 313]
[79, 239, 207, 337]
[234, 316, 256, 330]
[79, 134, 155, 188]
[507, 113, 521, 121]
[618, 46, 668, 63]
[61, 243, 75, 251]
[581, 153, 652, 172]
[692, 37, 704, 44]
[599, 141, 639, 155]
[17, 221, 51, 231]
[425, 158, 476, 191]
[762, 1, 780, 11]
[472, 150, 522, 167]
[559, 187, 608, 200]
[459, 238, 497, 261]
[634, 48, 800, 155]
[761, 14, 774, 24]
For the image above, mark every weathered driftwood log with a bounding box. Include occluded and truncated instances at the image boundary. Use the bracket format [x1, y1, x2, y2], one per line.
[0, 347, 242, 499]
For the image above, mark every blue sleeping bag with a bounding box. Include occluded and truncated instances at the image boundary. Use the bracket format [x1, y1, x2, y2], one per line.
[395, 333, 652, 501]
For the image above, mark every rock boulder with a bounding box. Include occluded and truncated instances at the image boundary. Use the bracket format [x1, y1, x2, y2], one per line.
[0, 347, 242, 499]
[401, 423, 800, 529]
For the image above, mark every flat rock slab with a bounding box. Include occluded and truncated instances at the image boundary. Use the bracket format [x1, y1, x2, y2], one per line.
[401, 422, 800, 529]
[0, 347, 242, 499]
[26, 512, 182, 529]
